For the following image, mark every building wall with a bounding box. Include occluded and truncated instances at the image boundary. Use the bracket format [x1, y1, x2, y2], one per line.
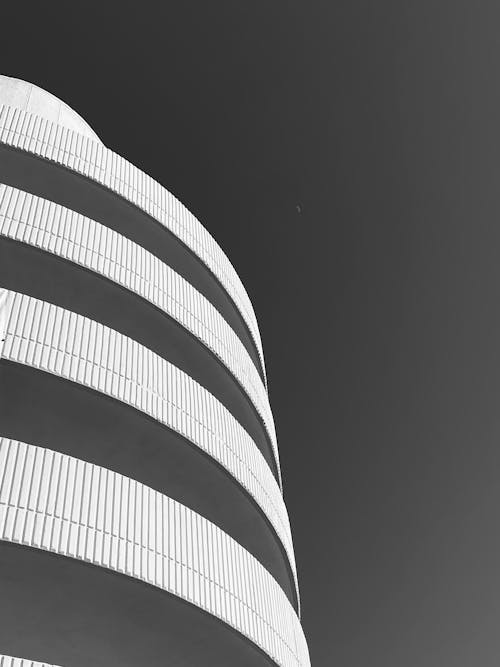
[0, 77, 310, 667]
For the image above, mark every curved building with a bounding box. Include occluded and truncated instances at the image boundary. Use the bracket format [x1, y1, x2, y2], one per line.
[0, 75, 310, 667]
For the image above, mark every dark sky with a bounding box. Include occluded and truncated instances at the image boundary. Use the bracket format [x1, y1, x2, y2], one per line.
[3, 2, 500, 665]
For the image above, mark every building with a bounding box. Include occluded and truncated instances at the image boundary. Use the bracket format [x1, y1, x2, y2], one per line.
[0, 75, 310, 667]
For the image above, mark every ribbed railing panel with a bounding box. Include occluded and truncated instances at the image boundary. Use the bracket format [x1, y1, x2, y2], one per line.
[0, 290, 297, 598]
[0, 657, 60, 667]
[0, 105, 267, 388]
[0, 439, 310, 667]
[0, 183, 278, 472]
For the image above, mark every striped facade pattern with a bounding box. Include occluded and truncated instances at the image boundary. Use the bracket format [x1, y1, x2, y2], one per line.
[0, 289, 297, 589]
[0, 438, 309, 667]
[0, 86, 309, 667]
[0, 183, 279, 470]
[0, 104, 267, 382]
[0, 657, 60, 667]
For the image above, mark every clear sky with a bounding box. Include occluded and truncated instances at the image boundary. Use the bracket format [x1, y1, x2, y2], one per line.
[2, 2, 500, 665]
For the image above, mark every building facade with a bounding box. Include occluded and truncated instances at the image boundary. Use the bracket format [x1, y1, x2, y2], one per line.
[0, 75, 310, 667]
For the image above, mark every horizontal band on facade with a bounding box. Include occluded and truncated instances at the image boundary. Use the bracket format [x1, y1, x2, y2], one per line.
[0, 237, 276, 479]
[0, 439, 310, 667]
[0, 360, 297, 607]
[0, 290, 298, 601]
[0, 106, 267, 386]
[0, 142, 266, 388]
[0, 183, 279, 479]
[0, 74, 101, 144]
[0, 657, 60, 667]
[0, 543, 282, 667]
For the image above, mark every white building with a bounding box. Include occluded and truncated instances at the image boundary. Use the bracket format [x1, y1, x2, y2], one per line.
[0, 75, 310, 667]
